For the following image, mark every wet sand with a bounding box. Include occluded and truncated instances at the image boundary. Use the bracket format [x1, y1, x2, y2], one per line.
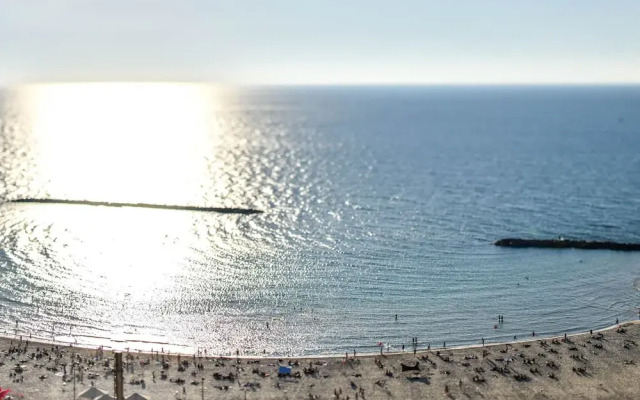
[1, 321, 639, 399]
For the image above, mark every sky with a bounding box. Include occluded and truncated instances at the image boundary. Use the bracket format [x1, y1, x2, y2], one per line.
[1, 0, 639, 85]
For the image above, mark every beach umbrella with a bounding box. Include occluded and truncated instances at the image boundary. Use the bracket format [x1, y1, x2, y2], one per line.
[78, 387, 105, 399]
[126, 393, 149, 400]
[95, 395, 116, 400]
[278, 366, 292, 375]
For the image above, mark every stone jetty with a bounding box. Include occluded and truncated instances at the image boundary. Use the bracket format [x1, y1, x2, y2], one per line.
[495, 238, 640, 251]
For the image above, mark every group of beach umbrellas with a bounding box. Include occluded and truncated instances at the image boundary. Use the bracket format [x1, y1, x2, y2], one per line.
[78, 387, 148, 400]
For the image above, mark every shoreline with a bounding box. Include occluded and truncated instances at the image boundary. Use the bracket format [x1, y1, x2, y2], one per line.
[1, 321, 639, 399]
[3, 320, 636, 360]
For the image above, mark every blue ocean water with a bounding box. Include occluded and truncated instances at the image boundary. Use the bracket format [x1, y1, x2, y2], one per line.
[0, 84, 638, 356]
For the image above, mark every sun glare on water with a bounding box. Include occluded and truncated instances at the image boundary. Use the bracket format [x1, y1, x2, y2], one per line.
[4, 83, 238, 304]
[20, 82, 221, 204]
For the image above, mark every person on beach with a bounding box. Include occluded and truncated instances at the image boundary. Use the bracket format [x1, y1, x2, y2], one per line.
[532, 331, 535, 337]
[482, 337, 485, 346]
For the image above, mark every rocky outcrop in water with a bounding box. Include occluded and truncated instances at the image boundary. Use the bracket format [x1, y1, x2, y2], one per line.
[6, 198, 263, 214]
[495, 238, 640, 251]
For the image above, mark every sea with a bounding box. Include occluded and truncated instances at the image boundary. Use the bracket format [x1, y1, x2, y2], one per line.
[0, 83, 638, 356]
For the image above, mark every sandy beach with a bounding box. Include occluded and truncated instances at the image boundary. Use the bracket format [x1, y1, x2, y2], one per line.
[1, 321, 639, 400]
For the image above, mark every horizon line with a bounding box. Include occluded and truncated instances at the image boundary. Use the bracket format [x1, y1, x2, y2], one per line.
[2, 81, 640, 89]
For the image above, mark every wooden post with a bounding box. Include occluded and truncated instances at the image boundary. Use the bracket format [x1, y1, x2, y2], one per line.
[115, 352, 124, 400]
[72, 363, 76, 400]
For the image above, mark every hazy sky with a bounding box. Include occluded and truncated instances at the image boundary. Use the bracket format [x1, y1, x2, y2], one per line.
[1, 0, 639, 84]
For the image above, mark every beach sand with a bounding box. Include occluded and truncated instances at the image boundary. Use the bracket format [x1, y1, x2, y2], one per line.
[1, 322, 639, 399]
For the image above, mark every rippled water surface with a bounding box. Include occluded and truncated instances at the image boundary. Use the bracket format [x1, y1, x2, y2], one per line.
[0, 84, 639, 356]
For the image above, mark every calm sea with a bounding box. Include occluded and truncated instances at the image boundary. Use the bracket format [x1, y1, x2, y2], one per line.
[0, 84, 639, 356]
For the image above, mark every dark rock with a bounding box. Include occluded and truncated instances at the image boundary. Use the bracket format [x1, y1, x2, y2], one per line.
[495, 238, 640, 251]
